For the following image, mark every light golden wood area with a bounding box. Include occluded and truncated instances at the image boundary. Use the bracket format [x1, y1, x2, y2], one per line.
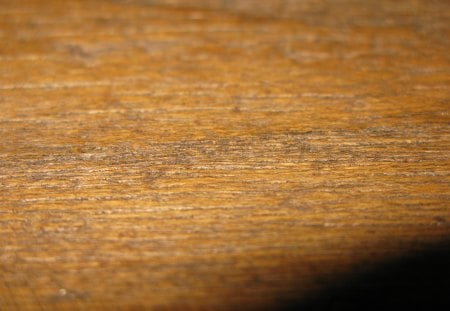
[1, 0, 449, 310]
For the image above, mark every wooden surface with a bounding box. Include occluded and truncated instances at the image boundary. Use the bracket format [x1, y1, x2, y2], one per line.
[1, 0, 449, 309]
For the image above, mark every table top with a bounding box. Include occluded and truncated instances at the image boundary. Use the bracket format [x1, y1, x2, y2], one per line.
[1, 0, 449, 309]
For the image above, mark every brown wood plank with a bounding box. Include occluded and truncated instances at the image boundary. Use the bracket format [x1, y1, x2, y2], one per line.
[1, 0, 449, 309]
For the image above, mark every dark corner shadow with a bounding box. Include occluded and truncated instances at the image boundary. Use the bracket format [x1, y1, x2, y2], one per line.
[276, 241, 450, 311]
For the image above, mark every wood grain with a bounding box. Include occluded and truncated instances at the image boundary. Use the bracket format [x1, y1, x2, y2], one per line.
[1, 0, 449, 309]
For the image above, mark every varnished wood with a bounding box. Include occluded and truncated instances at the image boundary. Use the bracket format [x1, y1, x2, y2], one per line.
[1, 0, 449, 309]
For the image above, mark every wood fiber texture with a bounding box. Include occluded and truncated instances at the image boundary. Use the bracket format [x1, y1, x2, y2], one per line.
[0, 0, 449, 310]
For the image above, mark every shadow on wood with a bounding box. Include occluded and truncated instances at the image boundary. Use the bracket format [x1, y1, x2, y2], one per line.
[276, 240, 450, 310]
